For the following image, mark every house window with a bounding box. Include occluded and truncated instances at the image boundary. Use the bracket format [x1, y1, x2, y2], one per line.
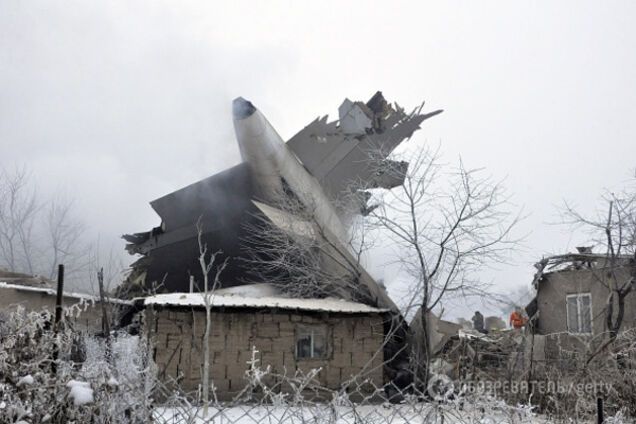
[566, 293, 592, 334]
[295, 325, 327, 359]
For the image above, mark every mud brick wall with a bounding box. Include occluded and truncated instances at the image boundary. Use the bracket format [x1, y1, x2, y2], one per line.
[146, 307, 385, 400]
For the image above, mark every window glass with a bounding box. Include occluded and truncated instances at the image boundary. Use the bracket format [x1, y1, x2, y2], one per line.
[296, 333, 312, 359]
[567, 296, 579, 333]
[566, 293, 592, 334]
[313, 332, 326, 357]
[579, 295, 592, 333]
[295, 325, 327, 359]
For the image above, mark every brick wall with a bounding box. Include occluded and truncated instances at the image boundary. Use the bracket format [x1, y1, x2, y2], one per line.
[146, 307, 385, 400]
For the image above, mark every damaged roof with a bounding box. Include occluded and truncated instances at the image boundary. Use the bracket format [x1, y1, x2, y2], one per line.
[531, 250, 634, 288]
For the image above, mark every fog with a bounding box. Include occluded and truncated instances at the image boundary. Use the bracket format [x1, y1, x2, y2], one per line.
[2, 1, 635, 318]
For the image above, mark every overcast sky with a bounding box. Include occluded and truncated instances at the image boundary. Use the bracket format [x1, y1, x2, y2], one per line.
[2, 1, 635, 318]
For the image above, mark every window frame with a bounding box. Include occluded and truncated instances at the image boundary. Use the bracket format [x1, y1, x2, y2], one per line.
[565, 292, 593, 335]
[294, 325, 328, 360]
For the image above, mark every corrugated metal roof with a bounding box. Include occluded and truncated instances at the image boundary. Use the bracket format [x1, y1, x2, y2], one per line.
[142, 291, 388, 314]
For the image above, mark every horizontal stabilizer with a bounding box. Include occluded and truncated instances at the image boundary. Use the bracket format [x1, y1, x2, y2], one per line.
[287, 91, 441, 215]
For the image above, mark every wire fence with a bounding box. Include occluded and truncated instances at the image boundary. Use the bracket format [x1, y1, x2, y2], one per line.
[1, 307, 633, 423]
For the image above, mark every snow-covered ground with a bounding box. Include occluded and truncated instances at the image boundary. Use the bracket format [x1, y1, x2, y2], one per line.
[154, 402, 545, 424]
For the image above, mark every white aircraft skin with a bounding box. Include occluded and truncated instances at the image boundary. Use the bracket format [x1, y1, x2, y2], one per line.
[233, 97, 399, 311]
[232, 97, 348, 243]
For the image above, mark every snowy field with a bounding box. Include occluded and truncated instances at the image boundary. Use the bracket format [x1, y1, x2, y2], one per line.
[154, 402, 546, 424]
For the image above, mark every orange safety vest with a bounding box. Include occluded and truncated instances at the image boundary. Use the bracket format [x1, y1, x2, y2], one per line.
[510, 311, 526, 329]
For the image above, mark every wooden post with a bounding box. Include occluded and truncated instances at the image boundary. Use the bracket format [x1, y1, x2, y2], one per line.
[97, 268, 110, 335]
[97, 267, 113, 366]
[97, 268, 111, 336]
[54, 264, 64, 329]
[597, 397, 604, 424]
[52, 264, 64, 373]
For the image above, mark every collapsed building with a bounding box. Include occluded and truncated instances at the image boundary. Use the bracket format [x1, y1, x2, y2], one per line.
[403, 248, 636, 405]
[122, 92, 442, 396]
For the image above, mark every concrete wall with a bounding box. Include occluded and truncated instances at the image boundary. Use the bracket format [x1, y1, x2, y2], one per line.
[146, 307, 385, 400]
[536, 268, 636, 352]
[0, 286, 113, 332]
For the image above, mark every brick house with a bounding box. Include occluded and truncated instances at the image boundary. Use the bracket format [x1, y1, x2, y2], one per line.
[143, 284, 388, 400]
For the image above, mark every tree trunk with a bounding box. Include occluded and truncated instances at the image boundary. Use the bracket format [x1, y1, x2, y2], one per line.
[419, 307, 431, 388]
[202, 301, 211, 416]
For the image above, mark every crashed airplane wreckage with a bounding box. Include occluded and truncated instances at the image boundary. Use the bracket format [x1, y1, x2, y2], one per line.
[122, 92, 442, 313]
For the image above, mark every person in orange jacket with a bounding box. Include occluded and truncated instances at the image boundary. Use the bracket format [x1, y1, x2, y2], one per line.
[509, 307, 527, 329]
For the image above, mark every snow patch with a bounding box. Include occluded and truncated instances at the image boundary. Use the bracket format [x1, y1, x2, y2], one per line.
[214, 282, 282, 297]
[67, 380, 94, 406]
[16, 375, 34, 387]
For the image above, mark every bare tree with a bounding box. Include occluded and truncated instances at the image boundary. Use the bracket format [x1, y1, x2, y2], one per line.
[45, 195, 86, 279]
[0, 166, 87, 283]
[86, 239, 126, 292]
[196, 219, 228, 416]
[562, 176, 636, 358]
[0, 167, 40, 274]
[240, 142, 520, 386]
[241, 195, 379, 305]
[366, 143, 521, 381]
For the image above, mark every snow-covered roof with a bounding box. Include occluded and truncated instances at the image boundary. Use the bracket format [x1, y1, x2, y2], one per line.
[0, 281, 133, 305]
[142, 287, 388, 314]
[213, 283, 281, 297]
